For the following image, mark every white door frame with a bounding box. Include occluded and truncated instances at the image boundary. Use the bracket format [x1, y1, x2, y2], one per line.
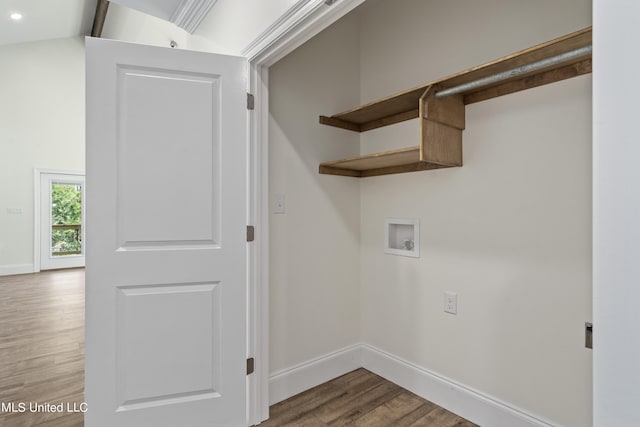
[246, 1, 629, 426]
[592, 1, 640, 425]
[244, 0, 367, 423]
[33, 169, 85, 273]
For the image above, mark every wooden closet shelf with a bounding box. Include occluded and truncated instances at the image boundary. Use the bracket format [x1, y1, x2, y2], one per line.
[318, 27, 592, 178]
[319, 27, 591, 134]
[319, 147, 457, 178]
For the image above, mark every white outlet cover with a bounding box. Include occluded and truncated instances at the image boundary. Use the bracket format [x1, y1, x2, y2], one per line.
[444, 291, 458, 315]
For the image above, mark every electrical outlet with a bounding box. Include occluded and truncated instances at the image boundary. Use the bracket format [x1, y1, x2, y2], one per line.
[444, 292, 457, 315]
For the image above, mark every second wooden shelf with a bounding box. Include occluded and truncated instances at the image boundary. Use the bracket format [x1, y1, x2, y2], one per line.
[319, 147, 462, 178]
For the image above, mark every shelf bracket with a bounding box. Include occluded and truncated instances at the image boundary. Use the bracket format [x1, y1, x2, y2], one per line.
[419, 85, 465, 167]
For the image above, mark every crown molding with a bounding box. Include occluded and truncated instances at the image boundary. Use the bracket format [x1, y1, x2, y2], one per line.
[242, 0, 366, 65]
[171, 0, 218, 33]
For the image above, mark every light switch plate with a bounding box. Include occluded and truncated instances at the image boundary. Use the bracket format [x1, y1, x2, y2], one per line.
[273, 193, 286, 214]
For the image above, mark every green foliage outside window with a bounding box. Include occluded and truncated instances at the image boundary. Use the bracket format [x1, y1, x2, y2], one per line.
[51, 183, 82, 256]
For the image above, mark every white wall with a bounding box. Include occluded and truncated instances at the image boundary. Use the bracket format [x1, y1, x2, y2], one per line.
[358, 1, 592, 426]
[0, 37, 85, 275]
[101, 3, 196, 50]
[593, 1, 640, 425]
[268, 12, 361, 373]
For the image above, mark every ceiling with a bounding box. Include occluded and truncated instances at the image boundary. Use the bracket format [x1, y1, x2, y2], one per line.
[0, 0, 219, 47]
[0, 0, 98, 46]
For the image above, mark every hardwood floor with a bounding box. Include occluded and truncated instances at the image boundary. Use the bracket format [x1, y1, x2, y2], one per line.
[0, 269, 84, 427]
[261, 369, 478, 427]
[0, 270, 475, 426]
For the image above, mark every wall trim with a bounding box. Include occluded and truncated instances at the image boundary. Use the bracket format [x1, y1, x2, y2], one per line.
[242, 0, 367, 66]
[242, 0, 325, 60]
[361, 344, 560, 427]
[269, 344, 362, 405]
[0, 264, 35, 277]
[246, 61, 271, 425]
[269, 343, 561, 427]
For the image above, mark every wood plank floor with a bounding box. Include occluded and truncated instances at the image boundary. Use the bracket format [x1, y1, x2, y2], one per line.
[0, 270, 476, 427]
[260, 369, 478, 427]
[0, 268, 85, 427]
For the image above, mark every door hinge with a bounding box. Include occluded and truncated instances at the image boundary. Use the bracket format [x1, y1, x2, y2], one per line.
[246, 225, 255, 242]
[246, 357, 255, 375]
[585, 322, 593, 349]
[247, 93, 255, 110]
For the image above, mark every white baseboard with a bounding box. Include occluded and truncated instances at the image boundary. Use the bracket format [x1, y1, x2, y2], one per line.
[268, 343, 560, 427]
[360, 344, 560, 427]
[268, 344, 362, 405]
[0, 264, 35, 277]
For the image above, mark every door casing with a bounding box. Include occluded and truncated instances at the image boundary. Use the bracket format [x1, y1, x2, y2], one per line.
[244, 1, 368, 423]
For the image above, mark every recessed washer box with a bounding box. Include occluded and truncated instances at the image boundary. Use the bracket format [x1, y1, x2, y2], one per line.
[384, 218, 419, 258]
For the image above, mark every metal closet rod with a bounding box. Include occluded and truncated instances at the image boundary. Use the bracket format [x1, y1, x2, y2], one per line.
[435, 44, 593, 99]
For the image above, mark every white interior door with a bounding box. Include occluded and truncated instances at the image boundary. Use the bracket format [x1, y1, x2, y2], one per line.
[85, 37, 248, 427]
[39, 172, 85, 270]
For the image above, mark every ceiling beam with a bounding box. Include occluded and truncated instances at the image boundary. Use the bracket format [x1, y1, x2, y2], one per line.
[91, 0, 110, 38]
